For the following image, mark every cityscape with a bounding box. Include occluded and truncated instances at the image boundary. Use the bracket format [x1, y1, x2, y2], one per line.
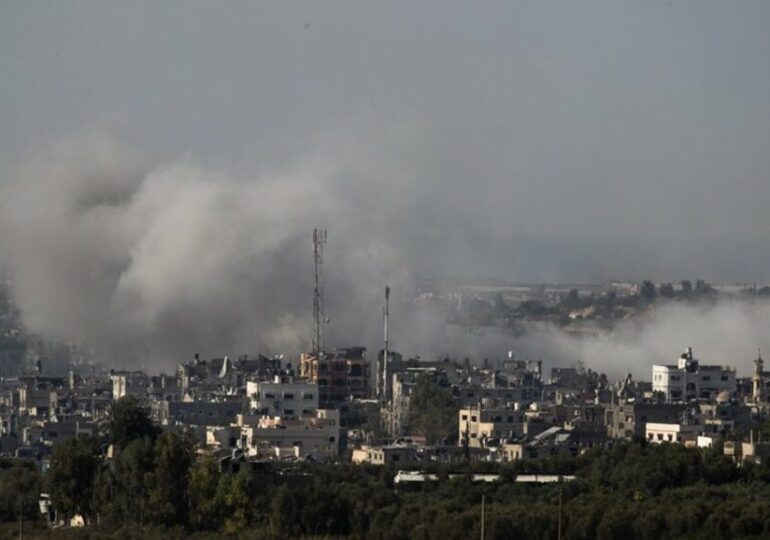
[4, 2, 770, 539]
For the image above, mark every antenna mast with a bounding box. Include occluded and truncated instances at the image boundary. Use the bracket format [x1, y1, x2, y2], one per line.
[312, 228, 327, 357]
[381, 285, 390, 404]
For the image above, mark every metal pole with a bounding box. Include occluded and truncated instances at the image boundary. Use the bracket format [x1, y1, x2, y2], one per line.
[382, 285, 390, 405]
[558, 482, 562, 540]
[480, 494, 485, 540]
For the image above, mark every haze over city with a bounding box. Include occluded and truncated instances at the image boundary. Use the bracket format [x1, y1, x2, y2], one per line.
[2, 1, 770, 372]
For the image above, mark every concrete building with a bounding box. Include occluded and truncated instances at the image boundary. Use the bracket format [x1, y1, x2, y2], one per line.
[240, 409, 341, 461]
[652, 348, 736, 402]
[110, 370, 149, 401]
[300, 346, 370, 404]
[459, 406, 528, 448]
[645, 422, 699, 446]
[351, 444, 418, 465]
[246, 374, 318, 419]
[153, 399, 243, 427]
[605, 402, 686, 439]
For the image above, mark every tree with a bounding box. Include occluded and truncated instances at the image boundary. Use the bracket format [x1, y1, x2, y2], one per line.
[0, 459, 40, 524]
[146, 430, 195, 527]
[189, 454, 225, 531]
[107, 395, 158, 451]
[680, 280, 693, 296]
[694, 279, 713, 296]
[98, 436, 156, 526]
[639, 281, 656, 300]
[47, 436, 100, 523]
[659, 283, 675, 298]
[407, 374, 458, 444]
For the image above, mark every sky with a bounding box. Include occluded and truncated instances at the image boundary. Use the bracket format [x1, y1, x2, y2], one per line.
[1, 1, 770, 370]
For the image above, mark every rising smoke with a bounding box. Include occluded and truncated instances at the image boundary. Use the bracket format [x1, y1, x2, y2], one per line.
[1, 129, 770, 377]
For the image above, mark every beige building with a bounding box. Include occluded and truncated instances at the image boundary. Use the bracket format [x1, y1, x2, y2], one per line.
[458, 407, 528, 448]
[240, 409, 341, 460]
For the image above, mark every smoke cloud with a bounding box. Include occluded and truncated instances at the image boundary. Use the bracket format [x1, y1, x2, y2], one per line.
[0, 128, 417, 368]
[2, 130, 769, 378]
[4, 2, 770, 375]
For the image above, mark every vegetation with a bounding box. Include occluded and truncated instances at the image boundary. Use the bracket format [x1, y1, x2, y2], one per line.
[7, 398, 770, 538]
[406, 374, 459, 445]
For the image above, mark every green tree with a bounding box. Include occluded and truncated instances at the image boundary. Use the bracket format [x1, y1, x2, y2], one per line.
[189, 454, 224, 531]
[407, 374, 458, 444]
[47, 436, 100, 523]
[0, 458, 40, 523]
[107, 395, 159, 451]
[98, 436, 156, 526]
[146, 430, 194, 527]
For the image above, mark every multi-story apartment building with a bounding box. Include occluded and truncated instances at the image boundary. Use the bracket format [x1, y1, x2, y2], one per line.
[300, 346, 369, 404]
[246, 374, 319, 419]
[652, 348, 736, 402]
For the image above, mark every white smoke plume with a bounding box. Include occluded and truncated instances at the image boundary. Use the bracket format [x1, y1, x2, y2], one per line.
[0, 127, 420, 369]
[2, 129, 769, 378]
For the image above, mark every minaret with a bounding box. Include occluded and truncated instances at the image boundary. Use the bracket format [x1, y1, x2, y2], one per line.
[753, 349, 764, 404]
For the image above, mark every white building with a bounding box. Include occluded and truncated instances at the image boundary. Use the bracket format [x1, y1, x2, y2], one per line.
[246, 374, 319, 419]
[645, 422, 700, 446]
[652, 348, 735, 402]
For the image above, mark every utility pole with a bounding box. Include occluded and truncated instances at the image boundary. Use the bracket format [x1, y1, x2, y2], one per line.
[480, 494, 485, 540]
[381, 285, 390, 405]
[312, 228, 327, 358]
[557, 480, 563, 540]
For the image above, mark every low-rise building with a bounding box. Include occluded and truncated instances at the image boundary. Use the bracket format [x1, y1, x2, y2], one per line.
[645, 422, 699, 446]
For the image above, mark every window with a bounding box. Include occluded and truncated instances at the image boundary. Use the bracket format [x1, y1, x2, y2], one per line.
[471, 416, 477, 422]
[702, 375, 711, 381]
[265, 392, 275, 399]
[461, 415, 468, 421]
[721, 375, 729, 381]
[303, 393, 314, 400]
[284, 393, 294, 400]
[284, 409, 294, 415]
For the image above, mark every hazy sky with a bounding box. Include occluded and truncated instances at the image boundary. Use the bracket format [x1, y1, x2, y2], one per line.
[2, 2, 770, 367]
[4, 2, 770, 282]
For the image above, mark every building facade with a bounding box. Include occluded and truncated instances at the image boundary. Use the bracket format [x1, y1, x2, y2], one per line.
[652, 348, 736, 402]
